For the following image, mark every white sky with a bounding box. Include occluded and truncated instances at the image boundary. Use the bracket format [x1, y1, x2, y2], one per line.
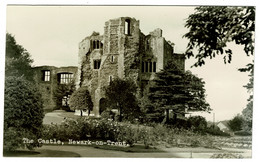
[4, 5, 255, 122]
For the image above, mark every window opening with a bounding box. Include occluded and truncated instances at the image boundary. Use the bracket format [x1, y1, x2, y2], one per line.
[153, 62, 156, 72]
[59, 73, 73, 84]
[94, 59, 101, 69]
[125, 19, 130, 35]
[43, 70, 50, 81]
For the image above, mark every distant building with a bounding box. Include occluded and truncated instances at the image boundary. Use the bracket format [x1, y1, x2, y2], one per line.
[217, 121, 233, 134]
[77, 17, 185, 117]
[32, 66, 77, 111]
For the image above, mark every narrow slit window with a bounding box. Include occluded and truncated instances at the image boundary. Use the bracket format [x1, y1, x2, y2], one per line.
[149, 62, 153, 72]
[94, 59, 101, 69]
[111, 56, 114, 63]
[153, 62, 156, 72]
[97, 40, 100, 49]
[145, 62, 148, 72]
[109, 76, 113, 84]
[93, 40, 96, 49]
[141, 61, 145, 73]
[125, 19, 130, 35]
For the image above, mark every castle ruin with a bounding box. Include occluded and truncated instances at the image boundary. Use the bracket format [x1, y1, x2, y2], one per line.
[77, 17, 185, 116]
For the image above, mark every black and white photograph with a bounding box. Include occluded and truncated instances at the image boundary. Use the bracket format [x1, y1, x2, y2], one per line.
[0, 1, 258, 159]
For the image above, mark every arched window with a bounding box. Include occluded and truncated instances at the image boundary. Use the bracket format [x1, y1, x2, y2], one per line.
[93, 59, 101, 69]
[125, 19, 130, 35]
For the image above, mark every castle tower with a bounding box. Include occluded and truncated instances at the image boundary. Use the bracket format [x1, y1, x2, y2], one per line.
[76, 17, 185, 117]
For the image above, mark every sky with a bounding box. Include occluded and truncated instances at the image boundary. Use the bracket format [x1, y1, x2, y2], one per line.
[4, 5, 254, 122]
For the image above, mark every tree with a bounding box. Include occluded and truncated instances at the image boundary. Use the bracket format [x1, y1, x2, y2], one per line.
[239, 63, 254, 131]
[4, 76, 44, 151]
[187, 116, 207, 131]
[183, 6, 255, 67]
[144, 61, 210, 123]
[5, 33, 34, 81]
[104, 78, 140, 122]
[69, 86, 93, 116]
[53, 82, 75, 110]
[242, 101, 253, 131]
[184, 6, 255, 132]
[228, 114, 245, 132]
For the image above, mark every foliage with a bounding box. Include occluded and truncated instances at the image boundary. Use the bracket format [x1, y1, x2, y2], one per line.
[205, 126, 230, 137]
[228, 114, 245, 131]
[187, 116, 207, 131]
[184, 6, 255, 67]
[69, 86, 93, 116]
[5, 33, 34, 81]
[43, 118, 216, 149]
[53, 82, 75, 110]
[167, 118, 189, 128]
[239, 63, 254, 131]
[142, 61, 210, 122]
[234, 130, 252, 136]
[4, 76, 44, 151]
[104, 78, 141, 121]
[101, 110, 116, 120]
[242, 101, 253, 131]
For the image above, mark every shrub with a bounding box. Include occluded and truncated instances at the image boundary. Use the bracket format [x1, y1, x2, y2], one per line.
[167, 118, 189, 128]
[228, 114, 245, 131]
[69, 86, 93, 116]
[187, 116, 207, 132]
[206, 126, 230, 136]
[4, 76, 44, 151]
[234, 130, 252, 136]
[42, 118, 216, 149]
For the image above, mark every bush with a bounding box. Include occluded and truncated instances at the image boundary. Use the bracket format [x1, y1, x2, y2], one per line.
[69, 86, 93, 116]
[4, 76, 44, 151]
[42, 118, 216, 149]
[234, 130, 252, 136]
[187, 116, 207, 132]
[206, 126, 230, 136]
[228, 114, 245, 131]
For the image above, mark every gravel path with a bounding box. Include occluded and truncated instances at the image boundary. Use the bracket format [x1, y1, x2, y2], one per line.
[35, 145, 251, 158]
[43, 111, 65, 124]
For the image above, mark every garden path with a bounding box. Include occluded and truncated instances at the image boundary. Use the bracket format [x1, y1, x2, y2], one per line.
[35, 145, 251, 158]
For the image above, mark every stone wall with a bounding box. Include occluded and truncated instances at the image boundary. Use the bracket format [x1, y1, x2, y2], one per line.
[77, 17, 185, 116]
[33, 66, 77, 111]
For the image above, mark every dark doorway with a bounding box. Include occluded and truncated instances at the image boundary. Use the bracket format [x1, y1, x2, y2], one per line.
[99, 98, 107, 115]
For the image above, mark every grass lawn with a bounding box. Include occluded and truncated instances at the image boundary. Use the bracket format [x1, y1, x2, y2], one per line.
[3, 149, 80, 157]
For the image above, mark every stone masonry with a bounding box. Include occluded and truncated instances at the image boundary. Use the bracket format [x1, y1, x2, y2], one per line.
[33, 66, 78, 111]
[77, 17, 185, 117]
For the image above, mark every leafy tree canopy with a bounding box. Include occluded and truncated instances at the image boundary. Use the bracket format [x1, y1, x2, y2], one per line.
[227, 114, 245, 132]
[4, 76, 44, 151]
[5, 33, 34, 81]
[69, 86, 93, 116]
[184, 6, 255, 67]
[53, 81, 75, 110]
[104, 78, 140, 121]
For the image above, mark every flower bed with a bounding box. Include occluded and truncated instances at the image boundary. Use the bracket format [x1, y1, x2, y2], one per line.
[42, 118, 216, 149]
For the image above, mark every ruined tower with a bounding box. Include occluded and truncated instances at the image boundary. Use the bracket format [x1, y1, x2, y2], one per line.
[77, 17, 185, 116]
